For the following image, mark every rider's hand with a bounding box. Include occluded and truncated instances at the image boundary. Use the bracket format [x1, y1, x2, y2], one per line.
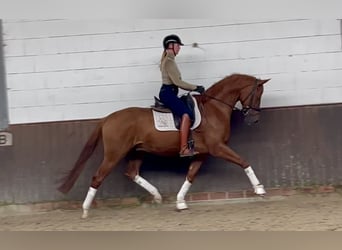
[194, 85, 205, 94]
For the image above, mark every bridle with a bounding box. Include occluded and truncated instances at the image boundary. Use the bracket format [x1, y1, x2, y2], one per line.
[240, 79, 261, 116]
[202, 78, 261, 116]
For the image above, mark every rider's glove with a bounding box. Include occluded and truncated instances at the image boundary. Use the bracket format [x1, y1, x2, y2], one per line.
[194, 85, 205, 94]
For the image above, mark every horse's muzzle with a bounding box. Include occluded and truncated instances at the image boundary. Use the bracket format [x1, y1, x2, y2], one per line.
[244, 109, 260, 125]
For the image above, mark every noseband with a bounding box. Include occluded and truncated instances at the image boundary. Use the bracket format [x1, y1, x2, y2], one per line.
[203, 78, 261, 116]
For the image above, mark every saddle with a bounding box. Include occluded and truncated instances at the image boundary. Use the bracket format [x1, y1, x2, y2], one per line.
[151, 94, 196, 129]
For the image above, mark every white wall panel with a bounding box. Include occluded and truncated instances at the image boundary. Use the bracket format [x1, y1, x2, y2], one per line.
[7, 65, 162, 90]
[3, 19, 342, 124]
[4, 20, 240, 40]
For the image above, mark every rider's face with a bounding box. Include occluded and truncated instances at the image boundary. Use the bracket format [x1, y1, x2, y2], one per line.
[172, 43, 181, 55]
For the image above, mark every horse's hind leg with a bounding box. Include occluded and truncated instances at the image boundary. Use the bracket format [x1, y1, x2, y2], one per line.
[82, 154, 123, 219]
[244, 166, 266, 195]
[125, 152, 162, 204]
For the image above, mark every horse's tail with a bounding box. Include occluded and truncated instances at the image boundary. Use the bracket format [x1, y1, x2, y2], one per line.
[57, 120, 103, 194]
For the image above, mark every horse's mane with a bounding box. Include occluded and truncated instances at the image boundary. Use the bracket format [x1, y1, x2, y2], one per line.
[206, 73, 256, 93]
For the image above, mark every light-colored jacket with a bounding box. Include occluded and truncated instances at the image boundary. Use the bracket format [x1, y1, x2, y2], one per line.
[160, 51, 197, 91]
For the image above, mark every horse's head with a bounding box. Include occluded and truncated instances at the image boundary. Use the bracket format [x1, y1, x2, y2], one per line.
[239, 78, 270, 125]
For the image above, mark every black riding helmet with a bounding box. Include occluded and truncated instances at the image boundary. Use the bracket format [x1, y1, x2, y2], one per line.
[163, 34, 184, 50]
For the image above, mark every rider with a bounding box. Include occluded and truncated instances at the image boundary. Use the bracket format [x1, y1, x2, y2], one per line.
[159, 34, 205, 157]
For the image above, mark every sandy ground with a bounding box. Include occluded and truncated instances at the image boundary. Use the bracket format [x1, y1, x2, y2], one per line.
[1, 192, 342, 231]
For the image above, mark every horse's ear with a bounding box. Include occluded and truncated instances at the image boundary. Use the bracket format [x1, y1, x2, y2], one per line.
[259, 78, 270, 85]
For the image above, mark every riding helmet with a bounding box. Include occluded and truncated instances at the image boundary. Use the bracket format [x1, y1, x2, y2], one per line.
[163, 34, 184, 49]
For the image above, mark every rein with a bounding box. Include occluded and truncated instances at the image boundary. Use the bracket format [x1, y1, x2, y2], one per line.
[202, 93, 237, 110]
[202, 78, 261, 115]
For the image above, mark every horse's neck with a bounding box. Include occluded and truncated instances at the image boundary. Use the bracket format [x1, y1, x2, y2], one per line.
[206, 86, 240, 113]
[207, 76, 252, 102]
[199, 95, 234, 132]
[199, 85, 241, 138]
[199, 76, 254, 138]
[205, 98, 234, 121]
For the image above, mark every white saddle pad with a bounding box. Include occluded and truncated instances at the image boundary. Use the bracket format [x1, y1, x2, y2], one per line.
[152, 95, 202, 131]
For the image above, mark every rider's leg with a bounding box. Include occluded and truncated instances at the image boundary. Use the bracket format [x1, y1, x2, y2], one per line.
[179, 114, 199, 157]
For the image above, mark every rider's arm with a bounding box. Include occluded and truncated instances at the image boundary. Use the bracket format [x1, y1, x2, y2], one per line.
[164, 58, 197, 91]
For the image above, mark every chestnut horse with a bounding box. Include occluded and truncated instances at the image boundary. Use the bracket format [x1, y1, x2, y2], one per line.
[58, 73, 270, 218]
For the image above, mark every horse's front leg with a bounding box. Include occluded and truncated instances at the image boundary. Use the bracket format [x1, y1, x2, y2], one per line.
[209, 143, 266, 196]
[176, 156, 206, 210]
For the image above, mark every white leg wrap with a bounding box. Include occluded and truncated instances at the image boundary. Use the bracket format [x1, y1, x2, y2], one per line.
[176, 179, 192, 210]
[244, 166, 266, 195]
[244, 166, 260, 186]
[82, 187, 97, 211]
[134, 175, 162, 203]
[82, 187, 97, 218]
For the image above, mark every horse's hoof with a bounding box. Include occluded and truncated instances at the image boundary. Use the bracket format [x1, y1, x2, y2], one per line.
[154, 194, 162, 204]
[176, 202, 188, 210]
[254, 184, 266, 195]
[81, 210, 89, 219]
